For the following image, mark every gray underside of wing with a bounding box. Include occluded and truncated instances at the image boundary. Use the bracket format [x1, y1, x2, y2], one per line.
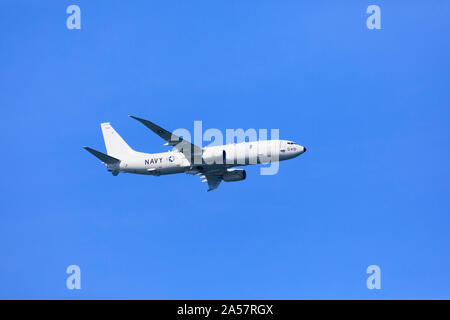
[205, 174, 223, 191]
[129, 115, 203, 163]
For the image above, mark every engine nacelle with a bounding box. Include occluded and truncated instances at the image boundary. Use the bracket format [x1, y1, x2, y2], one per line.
[222, 169, 246, 182]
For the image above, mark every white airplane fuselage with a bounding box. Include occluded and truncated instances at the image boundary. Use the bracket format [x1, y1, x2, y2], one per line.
[109, 140, 306, 176]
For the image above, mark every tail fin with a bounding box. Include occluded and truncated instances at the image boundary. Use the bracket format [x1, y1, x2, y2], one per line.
[100, 122, 134, 159]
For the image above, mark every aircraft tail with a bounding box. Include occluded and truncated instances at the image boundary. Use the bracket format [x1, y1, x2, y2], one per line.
[100, 122, 134, 159]
[83, 147, 120, 164]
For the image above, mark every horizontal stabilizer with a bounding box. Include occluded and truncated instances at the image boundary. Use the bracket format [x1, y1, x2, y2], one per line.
[83, 147, 121, 164]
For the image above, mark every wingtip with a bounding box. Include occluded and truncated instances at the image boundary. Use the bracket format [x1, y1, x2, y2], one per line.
[129, 115, 152, 125]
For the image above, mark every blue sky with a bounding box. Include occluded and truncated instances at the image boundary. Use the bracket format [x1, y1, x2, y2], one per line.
[0, 1, 449, 299]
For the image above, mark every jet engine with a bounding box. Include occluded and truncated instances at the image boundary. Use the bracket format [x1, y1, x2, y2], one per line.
[222, 169, 246, 182]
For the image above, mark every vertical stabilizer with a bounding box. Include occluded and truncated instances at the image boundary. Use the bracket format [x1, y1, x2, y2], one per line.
[100, 123, 134, 159]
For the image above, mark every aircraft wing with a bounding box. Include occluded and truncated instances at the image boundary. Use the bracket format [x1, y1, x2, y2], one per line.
[202, 173, 223, 192]
[129, 115, 203, 163]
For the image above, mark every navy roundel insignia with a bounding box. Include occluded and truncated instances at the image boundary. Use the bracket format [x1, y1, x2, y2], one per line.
[168, 155, 175, 162]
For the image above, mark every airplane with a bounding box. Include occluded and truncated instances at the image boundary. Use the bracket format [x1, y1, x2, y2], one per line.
[84, 116, 307, 191]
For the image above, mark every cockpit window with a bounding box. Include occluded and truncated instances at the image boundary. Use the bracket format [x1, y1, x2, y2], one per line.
[287, 142, 295, 145]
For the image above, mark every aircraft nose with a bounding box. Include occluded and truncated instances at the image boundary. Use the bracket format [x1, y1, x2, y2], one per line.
[296, 145, 306, 154]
